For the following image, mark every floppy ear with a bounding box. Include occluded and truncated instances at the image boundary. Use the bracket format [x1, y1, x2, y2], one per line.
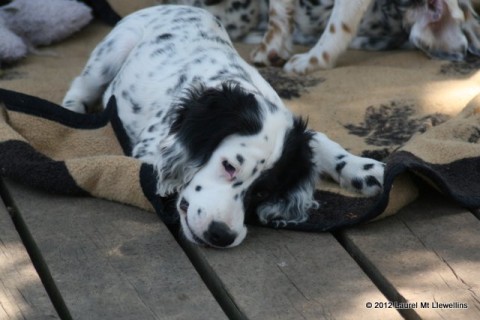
[248, 117, 318, 224]
[404, 0, 467, 60]
[155, 82, 263, 195]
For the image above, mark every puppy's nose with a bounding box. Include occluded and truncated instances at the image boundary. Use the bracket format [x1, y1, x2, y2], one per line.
[204, 221, 237, 247]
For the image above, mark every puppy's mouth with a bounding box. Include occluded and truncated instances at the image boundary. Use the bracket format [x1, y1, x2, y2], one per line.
[184, 218, 208, 246]
[178, 198, 209, 246]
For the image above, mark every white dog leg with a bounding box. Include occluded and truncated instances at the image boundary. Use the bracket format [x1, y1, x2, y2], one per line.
[311, 132, 384, 196]
[284, 0, 373, 74]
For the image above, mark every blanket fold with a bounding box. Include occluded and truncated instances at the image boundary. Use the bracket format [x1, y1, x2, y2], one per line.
[0, 87, 479, 231]
[0, 89, 154, 214]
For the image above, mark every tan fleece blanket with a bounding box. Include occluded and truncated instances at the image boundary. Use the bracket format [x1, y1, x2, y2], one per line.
[0, 1, 479, 231]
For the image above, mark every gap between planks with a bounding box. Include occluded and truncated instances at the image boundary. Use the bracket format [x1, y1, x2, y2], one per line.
[0, 179, 72, 319]
[334, 231, 421, 320]
[336, 188, 480, 320]
[2, 179, 227, 320]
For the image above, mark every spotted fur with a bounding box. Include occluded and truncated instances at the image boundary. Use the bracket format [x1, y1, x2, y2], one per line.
[63, 5, 384, 248]
[163, 0, 269, 41]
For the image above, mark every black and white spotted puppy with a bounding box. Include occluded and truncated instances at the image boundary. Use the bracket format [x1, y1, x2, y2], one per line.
[62, 5, 384, 248]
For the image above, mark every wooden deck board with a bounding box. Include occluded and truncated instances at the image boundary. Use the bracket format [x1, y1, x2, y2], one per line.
[181, 227, 401, 319]
[2, 176, 479, 319]
[0, 197, 59, 319]
[3, 180, 226, 320]
[340, 191, 480, 319]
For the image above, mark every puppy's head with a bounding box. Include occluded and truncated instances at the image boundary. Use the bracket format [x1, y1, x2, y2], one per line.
[155, 83, 321, 248]
[402, 0, 470, 60]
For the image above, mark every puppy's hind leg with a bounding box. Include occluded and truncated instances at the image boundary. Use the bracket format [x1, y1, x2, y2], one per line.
[63, 28, 141, 113]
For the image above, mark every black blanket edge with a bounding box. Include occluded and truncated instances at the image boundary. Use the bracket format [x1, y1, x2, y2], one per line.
[79, 0, 122, 26]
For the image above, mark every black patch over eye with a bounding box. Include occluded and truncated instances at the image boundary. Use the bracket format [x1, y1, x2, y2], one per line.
[171, 83, 263, 167]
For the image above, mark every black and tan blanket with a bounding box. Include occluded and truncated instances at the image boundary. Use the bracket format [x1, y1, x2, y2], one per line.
[1, 1, 480, 231]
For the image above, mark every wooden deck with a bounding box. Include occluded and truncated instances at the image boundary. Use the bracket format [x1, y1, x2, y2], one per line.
[0, 177, 479, 320]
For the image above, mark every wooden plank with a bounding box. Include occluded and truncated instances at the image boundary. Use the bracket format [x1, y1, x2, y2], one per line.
[340, 190, 480, 319]
[3, 180, 226, 320]
[0, 198, 59, 319]
[180, 227, 401, 319]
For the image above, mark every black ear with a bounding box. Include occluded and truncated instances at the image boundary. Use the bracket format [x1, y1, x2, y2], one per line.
[277, 117, 316, 187]
[244, 117, 317, 223]
[171, 82, 264, 166]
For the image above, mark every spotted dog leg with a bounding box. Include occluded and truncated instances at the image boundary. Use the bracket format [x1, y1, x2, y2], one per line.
[284, 0, 373, 74]
[62, 27, 141, 113]
[250, 0, 295, 67]
[311, 132, 384, 196]
[459, 0, 480, 56]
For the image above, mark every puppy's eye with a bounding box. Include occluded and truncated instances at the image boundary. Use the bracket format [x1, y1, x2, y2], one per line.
[222, 160, 237, 180]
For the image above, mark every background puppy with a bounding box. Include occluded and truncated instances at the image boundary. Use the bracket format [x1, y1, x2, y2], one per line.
[166, 0, 480, 74]
[253, 0, 480, 73]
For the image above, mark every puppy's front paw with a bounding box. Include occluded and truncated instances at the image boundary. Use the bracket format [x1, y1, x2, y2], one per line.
[250, 46, 286, 67]
[251, 42, 292, 67]
[336, 155, 385, 197]
[284, 51, 332, 75]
